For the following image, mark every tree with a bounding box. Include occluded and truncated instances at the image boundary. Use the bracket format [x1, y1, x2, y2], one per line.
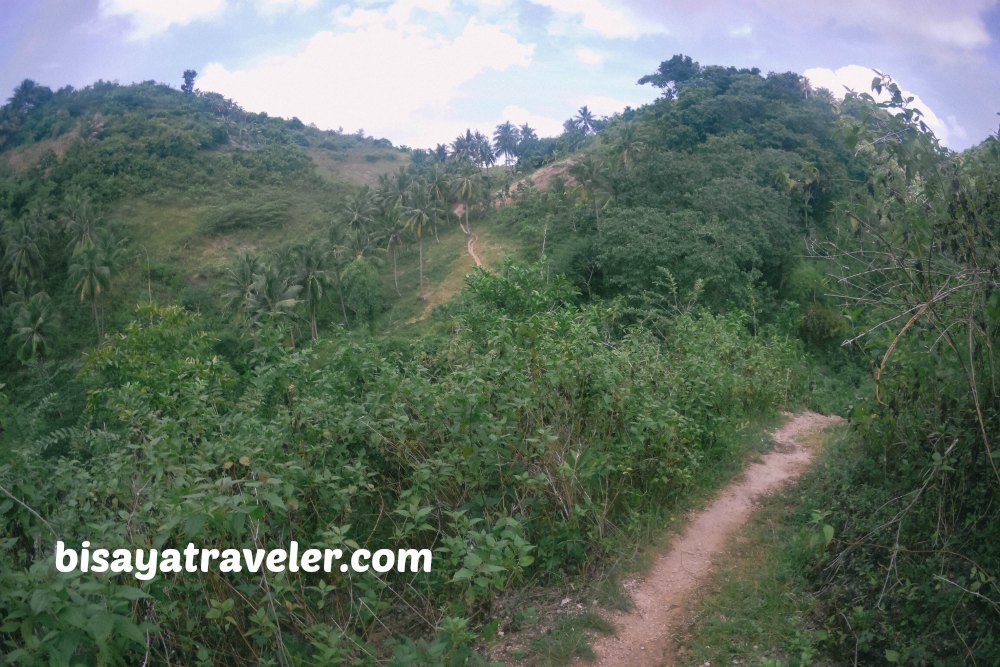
[452, 164, 483, 234]
[340, 257, 383, 327]
[615, 122, 647, 171]
[573, 106, 597, 134]
[222, 252, 260, 321]
[403, 184, 435, 298]
[181, 70, 197, 94]
[9, 292, 55, 362]
[493, 121, 521, 169]
[568, 155, 612, 223]
[69, 244, 112, 339]
[451, 129, 476, 163]
[340, 186, 377, 248]
[375, 207, 407, 296]
[3, 216, 45, 292]
[519, 123, 538, 143]
[293, 241, 331, 341]
[637, 54, 701, 98]
[473, 130, 495, 169]
[63, 189, 101, 252]
[245, 263, 302, 343]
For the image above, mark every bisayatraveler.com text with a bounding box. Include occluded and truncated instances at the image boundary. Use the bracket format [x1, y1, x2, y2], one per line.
[54, 541, 432, 581]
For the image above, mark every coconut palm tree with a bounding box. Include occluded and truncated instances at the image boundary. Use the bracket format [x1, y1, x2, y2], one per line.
[63, 189, 100, 252]
[69, 244, 111, 339]
[9, 291, 55, 362]
[573, 106, 597, 134]
[340, 186, 377, 248]
[245, 263, 302, 343]
[616, 122, 647, 171]
[451, 129, 476, 163]
[569, 156, 612, 224]
[403, 184, 435, 299]
[452, 164, 483, 235]
[222, 252, 260, 319]
[375, 207, 408, 296]
[293, 241, 331, 341]
[2, 217, 44, 291]
[473, 130, 495, 169]
[493, 121, 521, 170]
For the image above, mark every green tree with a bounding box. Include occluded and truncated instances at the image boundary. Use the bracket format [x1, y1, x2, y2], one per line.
[403, 184, 435, 298]
[568, 155, 612, 223]
[69, 244, 112, 339]
[340, 257, 383, 327]
[573, 106, 597, 134]
[340, 186, 377, 248]
[181, 69, 197, 94]
[452, 164, 484, 234]
[2, 216, 45, 292]
[493, 121, 521, 169]
[9, 291, 56, 362]
[293, 241, 331, 341]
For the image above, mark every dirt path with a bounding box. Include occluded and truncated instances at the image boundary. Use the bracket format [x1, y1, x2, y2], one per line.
[467, 233, 483, 267]
[581, 411, 844, 667]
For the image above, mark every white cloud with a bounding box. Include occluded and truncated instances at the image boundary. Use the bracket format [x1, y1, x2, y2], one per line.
[574, 47, 606, 66]
[98, 0, 227, 40]
[532, 0, 667, 39]
[498, 105, 564, 138]
[803, 65, 966, 146]
[199, 19, 534, 147]
[572, 93, 657, 118]
[334, 0, 452, 29]
[729, 24, 752, 37]
[255, 0, 320, 16]
[758, 0, 993, 54]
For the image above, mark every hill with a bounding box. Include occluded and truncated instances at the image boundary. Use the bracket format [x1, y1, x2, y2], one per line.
[1, 57, 998, 666]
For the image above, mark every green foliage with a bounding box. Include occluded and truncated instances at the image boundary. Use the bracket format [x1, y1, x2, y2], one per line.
[340, 257, 383, 325]
[199, 196, 292, 234]
[0, 262, 802, 662]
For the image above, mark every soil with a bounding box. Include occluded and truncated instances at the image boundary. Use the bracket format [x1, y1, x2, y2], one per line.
[578, 411, 844, 667]
[467, 233, 483, 267]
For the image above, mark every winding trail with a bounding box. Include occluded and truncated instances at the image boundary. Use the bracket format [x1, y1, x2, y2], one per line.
[467, 233, 483, 267]
[581, 411, 844, 667]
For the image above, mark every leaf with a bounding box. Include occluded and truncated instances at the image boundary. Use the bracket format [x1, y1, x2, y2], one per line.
[823, 524, 835, 545]
[885, 649, 900, 663]
[87, 612, 115, 645]
[262, 492, 286, 512]
[114, 585, 150, 601]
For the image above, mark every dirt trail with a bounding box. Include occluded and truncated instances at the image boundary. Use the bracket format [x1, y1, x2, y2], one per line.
[581, 411, 844, 667]
[467, 233, 483, 267]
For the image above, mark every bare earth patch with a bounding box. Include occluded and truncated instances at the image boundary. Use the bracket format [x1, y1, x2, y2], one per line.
[579, 411, 844, 667]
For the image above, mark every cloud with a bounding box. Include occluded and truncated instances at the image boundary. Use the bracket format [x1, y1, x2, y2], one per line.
[255, 0, 320, 16]
[532, 0, 668, 38]
[199, 18, 534, 147]
[98, 0, 227, 40]
[804, 64, 967, 146]
[334, 0, 452, 29]
[573, 93, 657, 118]
[729, 24, 752, 37]
[754, 0, 994, 55]
[498, 105, 564, 137]
[574, 47, 606, 66]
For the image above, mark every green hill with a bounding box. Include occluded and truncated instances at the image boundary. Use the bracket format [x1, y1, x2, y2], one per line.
[1, 58, 997, 666]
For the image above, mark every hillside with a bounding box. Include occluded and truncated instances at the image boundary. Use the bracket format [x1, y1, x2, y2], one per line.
[1, 59, 998, 666]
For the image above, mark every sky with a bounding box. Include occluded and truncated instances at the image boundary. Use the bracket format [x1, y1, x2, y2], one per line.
[1, 0, 998, 151]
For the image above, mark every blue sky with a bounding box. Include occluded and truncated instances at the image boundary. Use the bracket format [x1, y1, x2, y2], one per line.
[1, 0, 998, 150]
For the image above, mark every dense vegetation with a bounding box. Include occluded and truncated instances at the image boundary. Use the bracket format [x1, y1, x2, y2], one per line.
[0, 57, 996, 665]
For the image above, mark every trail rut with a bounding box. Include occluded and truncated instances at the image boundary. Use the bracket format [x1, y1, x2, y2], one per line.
[581, 411, 844, 667]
